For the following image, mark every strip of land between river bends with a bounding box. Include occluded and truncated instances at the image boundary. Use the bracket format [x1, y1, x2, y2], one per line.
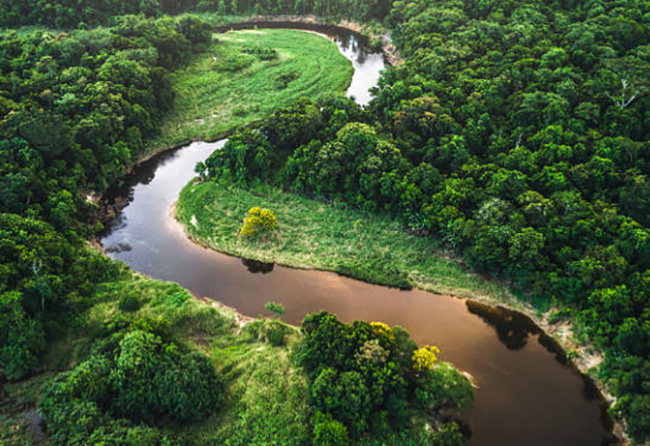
[213, 14, 403, 66]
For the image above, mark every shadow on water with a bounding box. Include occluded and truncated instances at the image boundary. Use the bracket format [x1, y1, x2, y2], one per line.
[466, 300, 536, 351]
[241, 258, 275, 274]
[466, 300, 618, 444]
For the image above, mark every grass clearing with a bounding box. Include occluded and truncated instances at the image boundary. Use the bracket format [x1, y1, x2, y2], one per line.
[176, 182, 519, 305]
[149, 28, 353, 150]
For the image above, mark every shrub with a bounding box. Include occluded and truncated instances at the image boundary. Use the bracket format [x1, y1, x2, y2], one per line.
[40, 328, 225, 444]
[240, 207, 277, 237]
[265, 301, 286, 318]
[275, 72, 298, 90]
[412, 345, 440, 372]
[312, 412, 349, 446]
[415, 363, 474, 412]
[118, 294, 141, 313]
[266, 321, 288, 346]
[0, 291, 45, 380]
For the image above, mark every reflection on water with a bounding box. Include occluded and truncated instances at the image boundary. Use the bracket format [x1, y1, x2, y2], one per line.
[466, 301, 536, 351]
[242, 258, 275, 274]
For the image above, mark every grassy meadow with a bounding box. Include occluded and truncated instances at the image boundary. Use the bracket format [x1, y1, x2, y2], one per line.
[176, 182, 519, 306]
[149, 28, 353, 150]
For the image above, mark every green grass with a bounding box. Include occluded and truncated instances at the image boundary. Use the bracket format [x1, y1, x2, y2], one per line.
[149, 28, 353, 150]
[176, 183, 520, 306]
[177, 326, 311, 445]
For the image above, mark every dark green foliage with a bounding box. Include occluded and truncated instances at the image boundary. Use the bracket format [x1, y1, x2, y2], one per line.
[0, 0, 393, 28]
[0, 13, 211, 381]
[0, 0, 648, 440]
[275, 72, 298, 89]
[0, 15, 211, 210]
[265, 320, 288, 346]
[0, 292, 45, 380]
[205, 129, 273, 186]
[118, 295, 142, 313]
[336, 259, 412, 290]
[243, 46, 279, 60]
[40, 329, 225, 444]
[203, 97, 369, 187]
[0, 213, 122, 380]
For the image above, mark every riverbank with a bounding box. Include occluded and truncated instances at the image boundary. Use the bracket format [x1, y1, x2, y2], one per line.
[147, 27, 353, 151]
[208, 14, 403, 66]
[175, 182, 516, 301]
[175, 181, 624, 442]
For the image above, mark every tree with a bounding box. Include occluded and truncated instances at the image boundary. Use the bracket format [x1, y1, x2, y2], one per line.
[312, 412, 349, 446]
[265, 301, 286, 318]
[415, 363, 474, 412]
[240, 207, 277, 238]
[412, 345, 440, 373]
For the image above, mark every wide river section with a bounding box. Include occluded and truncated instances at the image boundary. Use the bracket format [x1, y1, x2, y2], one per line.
[100, 27, 614, 446]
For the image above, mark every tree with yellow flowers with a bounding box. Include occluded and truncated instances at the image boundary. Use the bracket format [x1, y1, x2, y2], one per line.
[240, 207, 277, 238]
[412, 345, 440, 373]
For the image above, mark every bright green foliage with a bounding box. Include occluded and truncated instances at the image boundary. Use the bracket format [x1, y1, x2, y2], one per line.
[154, 32, 352, 150]
[176, 182, 513, 296]
[415, 363, 474, 412]
[312, 411, 350, 446]
[240, 207, 277, 237]
[265, 301, 286, 318]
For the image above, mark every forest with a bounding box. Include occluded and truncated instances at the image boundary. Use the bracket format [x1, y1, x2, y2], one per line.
[1, 0, 649, 444]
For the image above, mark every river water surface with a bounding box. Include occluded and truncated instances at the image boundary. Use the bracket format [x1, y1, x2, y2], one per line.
[100, 29, 614, 446]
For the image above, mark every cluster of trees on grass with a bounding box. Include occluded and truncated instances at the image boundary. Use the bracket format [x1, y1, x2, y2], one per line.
[40, 329, 225, 445]
[296, 311, 472, 445]
[200, 0, 650, 440]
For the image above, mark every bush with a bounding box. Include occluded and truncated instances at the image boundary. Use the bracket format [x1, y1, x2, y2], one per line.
[312, 412, 349, 446]
[118, 294, 142, 313]
[0, 291, 45, 380]
[275, 72, 298, 90]
[240, 207, 277, 237]
[265, 321, 287, 346]
[415, 363, 474, 412]
[265, 301, 286, 318]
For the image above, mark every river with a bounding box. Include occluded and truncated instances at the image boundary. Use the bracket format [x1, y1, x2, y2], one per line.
[100, 27, 614, 446]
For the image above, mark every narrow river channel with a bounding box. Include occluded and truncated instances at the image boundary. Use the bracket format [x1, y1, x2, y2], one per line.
[100, 28, 614, 446]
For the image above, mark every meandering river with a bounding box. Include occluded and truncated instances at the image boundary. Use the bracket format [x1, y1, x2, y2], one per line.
[100, 28, 614, 446]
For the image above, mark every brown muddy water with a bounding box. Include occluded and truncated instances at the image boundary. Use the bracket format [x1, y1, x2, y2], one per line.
[99, 29, 615, 446]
